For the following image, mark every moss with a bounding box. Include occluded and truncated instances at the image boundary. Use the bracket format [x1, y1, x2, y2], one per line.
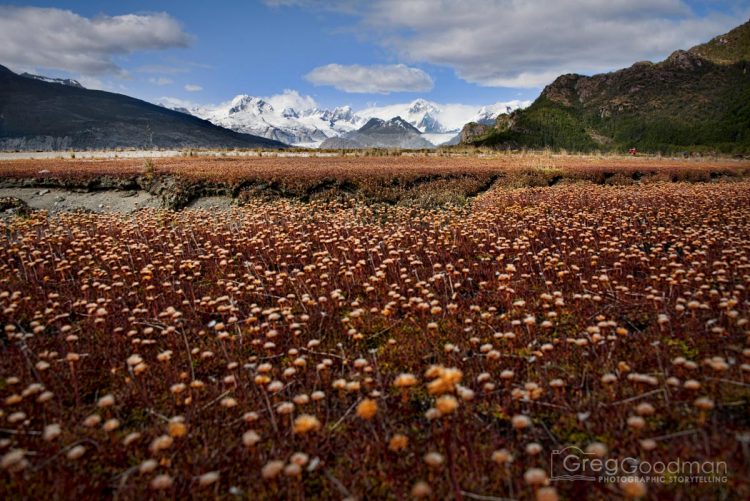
[665, 338, 699, 359]
[492, 408, 512, 423]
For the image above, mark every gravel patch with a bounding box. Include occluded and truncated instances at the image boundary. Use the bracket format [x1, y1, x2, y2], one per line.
[0, 188, 160, 214]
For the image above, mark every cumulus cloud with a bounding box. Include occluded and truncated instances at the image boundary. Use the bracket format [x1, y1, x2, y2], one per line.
[184, 84, 203, 92]
[280, 0, 747, 88]
[0, 6, 191, 75]
[305, 63, 433, 93]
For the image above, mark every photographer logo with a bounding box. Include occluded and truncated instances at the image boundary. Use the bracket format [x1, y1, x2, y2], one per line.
[549, 446, 727, 484]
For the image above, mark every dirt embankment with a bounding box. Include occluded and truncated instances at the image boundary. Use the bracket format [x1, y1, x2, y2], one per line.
[0, 188, 159, 214]
[0, 174, 240, 214]
[1, 154, 749, 214]
[0, 173, 485, 213]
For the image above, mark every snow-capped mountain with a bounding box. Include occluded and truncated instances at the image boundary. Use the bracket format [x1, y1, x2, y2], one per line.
[160, 92, 529, 147]
[162, 91, 364, 147]
[167, 92, 361, 146]
[357, 99, 528, 146]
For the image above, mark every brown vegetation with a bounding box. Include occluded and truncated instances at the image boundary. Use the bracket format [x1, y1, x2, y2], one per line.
[2, 153, 748, 182]
[1, 153, 749, 209]
[0, 157, 749, 499]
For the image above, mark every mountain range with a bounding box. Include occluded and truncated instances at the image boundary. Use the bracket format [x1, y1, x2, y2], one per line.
[0, 65, 285, 150]
[0, 61, 522, 150]
[3, 18, 748, 153]
[461, 19, 750, 154]
[162, 94, 528, 147]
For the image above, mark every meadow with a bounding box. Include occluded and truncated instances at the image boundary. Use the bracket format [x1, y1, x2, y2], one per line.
[1, 153, 749, 499]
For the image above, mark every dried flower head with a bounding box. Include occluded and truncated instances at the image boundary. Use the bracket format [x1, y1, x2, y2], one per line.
[356, 398, 378, 420]
[293, 414, 321, 434]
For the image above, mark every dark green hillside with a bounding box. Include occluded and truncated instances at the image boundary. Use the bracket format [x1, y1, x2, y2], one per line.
[463, 20, 750, 154]
[0, 65, 286, 150]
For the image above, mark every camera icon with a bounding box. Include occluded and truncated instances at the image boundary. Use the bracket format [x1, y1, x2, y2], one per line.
[550, 446, 597, 481]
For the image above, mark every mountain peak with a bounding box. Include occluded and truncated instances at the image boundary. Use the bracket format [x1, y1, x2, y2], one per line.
[387, 116, 421, 133]
[281, 107, 299, 119]
[408, 98, 436, 114]
[320, 114, 433, 149]
[327, 105, 355, 122]
[228, 95, 273, 115]
[358, 116, 422, 134]
[360, 117, 386, 131]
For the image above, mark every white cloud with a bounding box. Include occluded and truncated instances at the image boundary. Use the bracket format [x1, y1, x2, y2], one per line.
[265, 89, 318, 111]
[184, 84, 203, 92]
[0, 7, 191, 76]
[281, 0, 748, 88]
[149, 77, 173, 86]
[305, 63, 433, 93]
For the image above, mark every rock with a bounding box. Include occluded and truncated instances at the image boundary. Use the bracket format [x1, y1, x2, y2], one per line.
[459, 122, 492, 144]
[0, 196, 30, 215]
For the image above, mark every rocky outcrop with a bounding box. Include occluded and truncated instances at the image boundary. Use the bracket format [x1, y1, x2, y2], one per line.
[458, 113, 516, 144]
[458, 123, 492, 144]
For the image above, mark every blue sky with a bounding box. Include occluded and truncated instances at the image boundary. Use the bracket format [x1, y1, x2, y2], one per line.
[0, 1, 748, 110]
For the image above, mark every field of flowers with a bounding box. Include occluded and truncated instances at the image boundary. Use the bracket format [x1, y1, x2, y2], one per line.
[1, 160, 749, 499]
[1, 153, 747, 186]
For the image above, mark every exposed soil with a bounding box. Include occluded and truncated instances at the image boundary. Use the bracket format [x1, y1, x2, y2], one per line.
[0, 187, 160, 214]
[0, 153, 748, 213]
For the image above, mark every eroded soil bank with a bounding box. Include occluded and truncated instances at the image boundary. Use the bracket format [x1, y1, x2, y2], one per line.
[0, 188, 159, 214]
[0, 172, 501, 212]
[1, 153, 749, 214]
